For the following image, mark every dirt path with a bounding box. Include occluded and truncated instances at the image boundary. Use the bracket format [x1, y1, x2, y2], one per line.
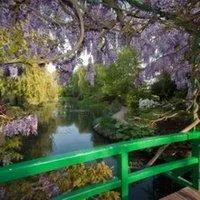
[112, 106, 128, 124]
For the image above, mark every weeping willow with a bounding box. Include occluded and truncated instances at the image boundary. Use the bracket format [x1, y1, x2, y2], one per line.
[0, 64, 60, 106]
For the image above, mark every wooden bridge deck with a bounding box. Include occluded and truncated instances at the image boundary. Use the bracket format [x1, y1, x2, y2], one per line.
[160, 187, 200, 200]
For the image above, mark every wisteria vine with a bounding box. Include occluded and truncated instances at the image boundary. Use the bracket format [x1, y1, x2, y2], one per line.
[0, 115, 38, 136]
[0, 0, 199, 86]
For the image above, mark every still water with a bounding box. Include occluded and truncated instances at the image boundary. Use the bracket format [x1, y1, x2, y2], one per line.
[21, 104, 113, 161]
[3, 104, 181, 199]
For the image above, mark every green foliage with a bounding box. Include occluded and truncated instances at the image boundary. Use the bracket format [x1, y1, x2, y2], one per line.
[151, 71, 177, 101]
[0, 136, 23, 165]
[0, 25, 28, 63]
[77, 68, 88, 97]
[0, 26, 60, 107]
[125, 84, 152, 115]
[0, 64, 60, 106]
[48, 162, 113, 191]
[33, 103, 58, 124]
[63, 47, 140, 100]
[4, 161, 119, 200]
[49, 161, 119, 199]
[95, 117, 154, 141]
[77, 97, 109, 116]
[125, 92, 138, 111]
[96, 191, 120, 200]
[61, 73, 79, 98]
[5, 179, 47, 200]
[0, 23, 56, 64]
[62, 47, 141, 114]
[101, 47, 140, 100]
[63, 67, 95, 100]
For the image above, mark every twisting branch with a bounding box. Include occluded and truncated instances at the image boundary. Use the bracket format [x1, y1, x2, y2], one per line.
[150, 112, 179, 127]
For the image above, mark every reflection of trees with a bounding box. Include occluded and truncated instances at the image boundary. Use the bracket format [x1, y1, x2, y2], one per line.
[91, 132, 111, 147]
[22, 117, 57, 160]
[62, 111, 94, 133]
[19, 103, 110, 160]
[36, 103, 58, 124]
[21, 105, 96, 159]
[59, 112, 76, 127]
[77, 112, 93, 133]
[21, 104, 58, 160]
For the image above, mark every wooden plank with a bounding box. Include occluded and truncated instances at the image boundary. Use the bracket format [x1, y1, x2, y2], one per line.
[160, 187, 200, 200]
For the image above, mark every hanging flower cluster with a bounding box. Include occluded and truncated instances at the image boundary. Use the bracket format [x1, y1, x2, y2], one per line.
[1, 115, 38, 136]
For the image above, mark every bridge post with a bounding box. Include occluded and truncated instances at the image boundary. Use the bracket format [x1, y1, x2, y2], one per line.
[117, 152, 129, 200]
[192, 139, 200, 190]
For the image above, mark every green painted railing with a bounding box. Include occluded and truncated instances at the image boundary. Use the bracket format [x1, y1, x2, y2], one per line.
[0, 131, 200, 200]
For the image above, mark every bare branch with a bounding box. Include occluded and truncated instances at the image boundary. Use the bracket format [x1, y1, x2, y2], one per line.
[147, 82, 200, 166]
[150, 112, 178, 127]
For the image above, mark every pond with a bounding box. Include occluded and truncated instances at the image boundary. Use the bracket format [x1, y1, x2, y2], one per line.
[20, 104, 116, 167]
[1, 103, 182, 199]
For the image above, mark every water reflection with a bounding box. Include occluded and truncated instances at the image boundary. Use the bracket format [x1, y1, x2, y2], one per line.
[129, 175, 182, 200]
[50, 124, 93, 155]
[130, 178, 155, 200]
[21, 104, 112, 160]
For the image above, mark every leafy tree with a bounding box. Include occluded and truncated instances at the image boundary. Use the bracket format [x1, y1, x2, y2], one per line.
[101, 47, 140, 102]
[0, 64, 59, 106]
[0, 136, 23, 165]
[62, 73, 79, 98]
[62, 47, 140, 103]
[93, 64, 107, 98]
[0, 25, 28, 63]
[76, 67, 91, 99]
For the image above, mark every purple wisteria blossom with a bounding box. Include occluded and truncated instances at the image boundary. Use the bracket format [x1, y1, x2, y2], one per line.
[1, 115, 38, 137]
[86, 58, 95, 87]
[0, 187, 6, 200]
[0, 0, 198, 87]
[149, 0, 189, 12]
[131, 22, 192, 88]
[39, 176, 60, 198]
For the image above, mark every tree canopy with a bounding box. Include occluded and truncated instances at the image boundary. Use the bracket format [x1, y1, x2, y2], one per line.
[0, 0, 199, 88]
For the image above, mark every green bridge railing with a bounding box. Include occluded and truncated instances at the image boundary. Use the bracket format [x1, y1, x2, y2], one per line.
[0, 131, 200, 200]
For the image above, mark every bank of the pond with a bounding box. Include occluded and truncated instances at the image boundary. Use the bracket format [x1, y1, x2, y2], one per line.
[93, 117, 154, 141]
[92, 108, 194, 161]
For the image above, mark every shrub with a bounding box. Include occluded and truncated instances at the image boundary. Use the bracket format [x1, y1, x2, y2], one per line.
[3, 161, 119, 199]
[94, 117, 154, 141]
[0, 136, 23, 165]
